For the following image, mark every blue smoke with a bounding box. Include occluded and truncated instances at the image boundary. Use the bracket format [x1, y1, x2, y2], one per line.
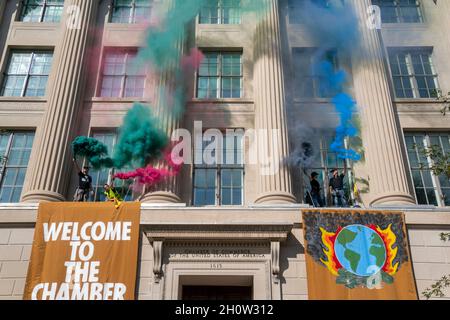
[296, 0, 362, 161]
[315, 60, 361, 161]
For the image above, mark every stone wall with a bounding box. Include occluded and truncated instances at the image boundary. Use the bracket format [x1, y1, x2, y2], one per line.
[409, 228, 450, 300]
[0, 215, 449, 300]
[0, 227, 33, 299]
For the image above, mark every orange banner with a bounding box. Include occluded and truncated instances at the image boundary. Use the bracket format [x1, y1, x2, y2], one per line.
[302, 209, 418, 300]
[23, 202, 141, 300]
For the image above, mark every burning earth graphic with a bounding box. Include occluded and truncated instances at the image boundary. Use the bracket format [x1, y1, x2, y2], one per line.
[321, 224, 399, 288]
[303, 212, 409, 290]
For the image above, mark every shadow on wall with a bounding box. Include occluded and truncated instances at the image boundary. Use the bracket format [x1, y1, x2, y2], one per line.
[279, 228, 305, 290]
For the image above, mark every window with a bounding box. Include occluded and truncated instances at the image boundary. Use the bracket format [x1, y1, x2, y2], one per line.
[199, 0, 241, 24]
[111, 0, 152, 24]
[0, 132, 35, 203]
[197, 52, 242, 99]
[405, 132, 449, 207]
[371, 0, 423, 23]
[293, 48, 338, 98]
[89, 132, 133, 202]
[1, 51, 53, 97]
[100, 50, 146, 98]
[193, 130, 244, 206]
[299, 133, 356, 206]
[20, 0, 65, 23]
[388, 48, 439, 98]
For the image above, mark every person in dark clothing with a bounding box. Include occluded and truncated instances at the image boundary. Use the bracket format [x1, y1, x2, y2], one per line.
[329, 161, 348, 207]
[73, 158, 93, 202]
[310, 172, 324, 207]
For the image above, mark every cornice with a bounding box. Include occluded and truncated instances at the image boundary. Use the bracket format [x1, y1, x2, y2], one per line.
[144, 223, 293, 242]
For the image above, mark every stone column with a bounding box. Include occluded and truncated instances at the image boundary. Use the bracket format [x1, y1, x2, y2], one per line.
[22, 0, 99, 202]
[141, 0, 183, 203]
[253, 0, 296, 204]
[351, 0, 415, 206]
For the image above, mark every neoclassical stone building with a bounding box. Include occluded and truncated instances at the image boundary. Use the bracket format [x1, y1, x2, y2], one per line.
[0, 0, 449, 300]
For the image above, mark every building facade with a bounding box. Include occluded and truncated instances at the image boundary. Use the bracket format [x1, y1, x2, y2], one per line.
[0, 0, 449, 300]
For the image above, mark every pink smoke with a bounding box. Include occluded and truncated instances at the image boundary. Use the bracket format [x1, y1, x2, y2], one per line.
[113, 149, 183, 186]
[181, 48, 205, 70]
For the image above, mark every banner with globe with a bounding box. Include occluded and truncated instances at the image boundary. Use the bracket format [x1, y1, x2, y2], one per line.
[302, 210, 418, 300]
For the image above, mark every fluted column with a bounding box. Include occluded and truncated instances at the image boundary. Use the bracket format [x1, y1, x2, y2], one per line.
[141, 0, 183, 203]
[253, 0, 296, 204]
[22, 0, 99, 202]
[351, 0, 415, 206]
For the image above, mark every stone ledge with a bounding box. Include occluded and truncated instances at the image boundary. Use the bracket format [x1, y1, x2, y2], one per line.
[0, 204, 449, 226]
[145, 223, 293, 242]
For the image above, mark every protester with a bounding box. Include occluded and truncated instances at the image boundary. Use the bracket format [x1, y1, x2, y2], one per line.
[73, 158, 93, 202]
[103, 182, 123, 208]
[329, 161, 348, 207]
[310, 172, 324, 207]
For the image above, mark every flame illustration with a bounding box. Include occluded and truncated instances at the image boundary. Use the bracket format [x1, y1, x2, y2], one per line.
[373, 224, 399, 275]
[319, 227, 342, 276]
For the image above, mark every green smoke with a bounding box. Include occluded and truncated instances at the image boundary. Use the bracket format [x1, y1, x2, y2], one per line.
[74, 0, 268, 171]
[113, 103, 168, 169]
[71, 137, 114, 170]
[139, 0, 266, 71]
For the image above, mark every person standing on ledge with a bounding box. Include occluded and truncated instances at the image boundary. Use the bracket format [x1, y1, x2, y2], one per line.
[73, 158, 93, 202]
[329, 161, 348, 207]
[310, 172, 324, 207]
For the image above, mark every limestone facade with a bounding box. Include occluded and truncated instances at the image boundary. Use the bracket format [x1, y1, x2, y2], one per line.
[0, 0, 449, 300]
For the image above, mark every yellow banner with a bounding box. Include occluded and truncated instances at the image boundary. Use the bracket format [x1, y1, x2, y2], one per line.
[23, 202, 141, 300]
[302, 209, 418, 300]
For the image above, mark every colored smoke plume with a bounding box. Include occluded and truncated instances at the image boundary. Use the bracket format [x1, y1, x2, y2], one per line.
[113, 149, 183, 186]
[297, 0, 360, 51]
[73, 0, 268, 182]
[294, 0, 362, 161]
[138, 0, 267, 71]
[112, 103, 169, 169]
[71, 137, 114, 170]
[181, 48, 205, 70]
[316, 60, 360, 161]
[286, 124, 320, 168]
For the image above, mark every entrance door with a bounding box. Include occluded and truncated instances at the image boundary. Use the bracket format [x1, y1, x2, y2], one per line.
[182, 286, 253, 300]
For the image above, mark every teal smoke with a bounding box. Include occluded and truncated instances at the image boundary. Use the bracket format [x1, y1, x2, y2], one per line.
[71, 136, 114, 170]
[73, 0, 268, 172]
[113, 103, 168, 169]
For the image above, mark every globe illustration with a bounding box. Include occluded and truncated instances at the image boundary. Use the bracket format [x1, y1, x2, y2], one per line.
[334, 225, 387, 277]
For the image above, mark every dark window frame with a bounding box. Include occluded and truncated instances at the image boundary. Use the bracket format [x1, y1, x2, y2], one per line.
[99, 48, 146, 98]
[110, 0, 153, 24]
[0, 131, 35, 203]
[371, 0, 423, 24]
[196, 51, 243, 99]
[388, 48, 439, 99]
[192, 129, 245, 207]
[20, 0, 65, 23]
[1, 50, 53, 97]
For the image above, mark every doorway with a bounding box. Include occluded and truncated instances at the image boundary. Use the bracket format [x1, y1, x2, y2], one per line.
[182, 285, 253, 300]
[178, 275, 254, 300]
